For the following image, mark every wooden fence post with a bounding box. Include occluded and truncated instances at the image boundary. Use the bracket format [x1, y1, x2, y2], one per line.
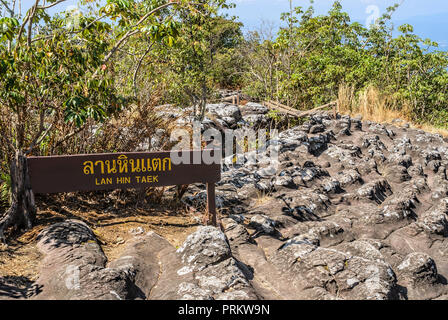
[333, 101, 337, 119]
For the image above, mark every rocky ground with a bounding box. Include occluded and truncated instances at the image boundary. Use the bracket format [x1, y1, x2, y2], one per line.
[3, 100, 448, 300]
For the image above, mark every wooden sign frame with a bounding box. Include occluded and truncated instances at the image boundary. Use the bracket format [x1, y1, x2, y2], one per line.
[27, 150, 221, 225]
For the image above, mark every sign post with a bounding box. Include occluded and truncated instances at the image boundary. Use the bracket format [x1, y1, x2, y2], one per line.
[206, 182, 217, 226]
[27, 150, 221, 226]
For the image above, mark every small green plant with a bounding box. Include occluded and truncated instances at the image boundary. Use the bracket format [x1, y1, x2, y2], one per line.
[290, 116, 309, 127]
[0, 170, 11, 206]
[267, 110, 282, 122]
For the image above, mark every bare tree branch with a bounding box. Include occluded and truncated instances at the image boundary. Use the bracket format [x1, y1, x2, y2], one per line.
[27, 1, 40, 46]
[92, 1, 184, 78]
[52, 124, 87, 151]
[16, 0, 67, 47]
[0, 0, 14, 16]
[133, 42, 154, 96]
[37, 0, 66, 10]
[31, 14, 107, 43]
[25, 123, 53, 155]
[15, 6, 31, 44]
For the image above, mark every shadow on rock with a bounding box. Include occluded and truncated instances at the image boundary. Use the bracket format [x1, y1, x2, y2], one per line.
[0, 276, 42, 300]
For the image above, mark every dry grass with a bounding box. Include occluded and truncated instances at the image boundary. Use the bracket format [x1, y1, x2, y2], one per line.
[337, 84, 448, 137]
[411, 123, 448, 137]
[338, 84, 409, 124]
[254, 192, 274, 206]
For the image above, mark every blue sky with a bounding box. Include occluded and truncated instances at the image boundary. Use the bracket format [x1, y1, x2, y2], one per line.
[13, 0, 448, 48]
[228, 0, 448, 48]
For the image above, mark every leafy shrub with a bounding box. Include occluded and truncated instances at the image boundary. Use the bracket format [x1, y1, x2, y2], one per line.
[241, 1, 448, 126]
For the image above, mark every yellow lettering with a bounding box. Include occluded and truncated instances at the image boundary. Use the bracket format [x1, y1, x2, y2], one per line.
[96, 178, 111, 185]
[130, 159, 141, 173]
[117, 177, 130, 184]
[117, 155, 128, 173]
[94, 161, 105, 174]
[83, 161, 94, 175]
[105, 160, 117, 174]
[152, 158, 162, 171]
[134, 175, 159, 184]
[162, 158, 171, 171]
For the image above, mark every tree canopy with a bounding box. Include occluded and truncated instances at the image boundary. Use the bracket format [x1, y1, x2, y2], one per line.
[242, 1, 448, 124]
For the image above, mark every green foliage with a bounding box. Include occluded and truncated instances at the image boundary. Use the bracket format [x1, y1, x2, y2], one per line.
[0, 13, 122, 155]
[266, 109, 282, 122]
[0, 17, 19, 41]
[242, 1, 448, 124]
[0, 0, 218, 147]
[0, 0, 228, 204]
[163, 2, 241, 119]
[117, 1, 243, 118]
[0, 168, 11, 206]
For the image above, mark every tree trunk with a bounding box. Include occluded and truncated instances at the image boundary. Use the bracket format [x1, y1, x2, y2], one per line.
[199, 82, 207, 121]
[0, 150, 36, 242]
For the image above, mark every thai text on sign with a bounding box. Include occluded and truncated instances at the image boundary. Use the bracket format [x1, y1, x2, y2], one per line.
[27, 150, 221, 194]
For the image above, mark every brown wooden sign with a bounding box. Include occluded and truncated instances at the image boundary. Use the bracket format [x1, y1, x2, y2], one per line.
[27, 150, 221, 224]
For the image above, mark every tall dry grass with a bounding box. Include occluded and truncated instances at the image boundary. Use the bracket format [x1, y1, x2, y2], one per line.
[337, 84, 448, 136]
[337, 84, 409, 123]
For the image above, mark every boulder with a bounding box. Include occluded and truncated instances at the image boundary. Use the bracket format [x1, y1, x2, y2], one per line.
[272, 242, 399, 300]
[32, 220, 143, 300]
[206, 103, 242, 122]
[176, 226, 231, 271]
[241, 102, 268, 115]
[417, 198, 448, 236]
[175, 227, 257, 300]
[397, 253, 439, 287]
